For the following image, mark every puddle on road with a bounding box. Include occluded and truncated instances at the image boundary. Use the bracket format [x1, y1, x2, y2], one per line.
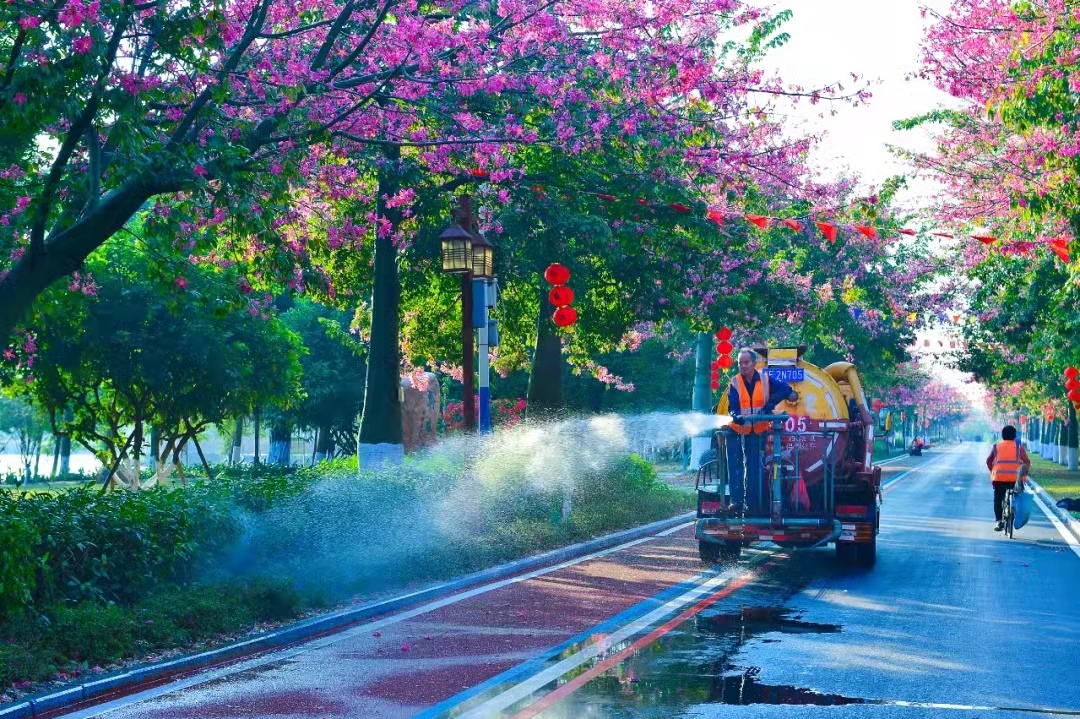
[706, 667, 863, 706]
[696, 605, 841, 638]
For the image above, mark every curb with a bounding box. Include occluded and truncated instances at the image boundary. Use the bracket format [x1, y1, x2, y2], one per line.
[1028, 478, 1080, 543]
[2, 512, 693, 719]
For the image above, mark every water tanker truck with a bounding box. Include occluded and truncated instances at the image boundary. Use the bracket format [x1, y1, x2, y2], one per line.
[696, 346, 881, 566]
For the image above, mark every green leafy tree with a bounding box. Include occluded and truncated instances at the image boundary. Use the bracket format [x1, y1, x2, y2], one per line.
[0, 395, 48, 485]
[279, 299, 367, 461]
[10, 245, 303, 486]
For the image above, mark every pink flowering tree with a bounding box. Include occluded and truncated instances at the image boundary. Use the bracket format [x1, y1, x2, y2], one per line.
[1, 0, 873, 455]
[911, 1, 1080, 440]
[902, 0, 1080, 255]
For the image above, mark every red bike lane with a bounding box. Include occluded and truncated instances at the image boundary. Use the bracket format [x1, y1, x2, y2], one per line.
[57, 523, 715, 719]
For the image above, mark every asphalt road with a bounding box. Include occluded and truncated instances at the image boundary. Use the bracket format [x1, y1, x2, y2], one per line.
[52, 443, 1080, 718]
[515, 443, 1080, 719]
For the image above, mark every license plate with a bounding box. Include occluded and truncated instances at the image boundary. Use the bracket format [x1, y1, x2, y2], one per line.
[840, 529, 856, 541]
[765, 367, 805, 383]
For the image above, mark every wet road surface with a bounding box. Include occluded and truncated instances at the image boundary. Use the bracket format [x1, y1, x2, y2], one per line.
[54, 444, 1080, 718]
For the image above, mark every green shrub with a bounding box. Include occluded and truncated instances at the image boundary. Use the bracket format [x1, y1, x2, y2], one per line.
[49, 603, 136, 664]
[0, 508, 40, 617]
[0, 642, 57, 687]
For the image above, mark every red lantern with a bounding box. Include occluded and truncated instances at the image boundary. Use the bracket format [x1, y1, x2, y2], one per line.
[548, 285, 574, 307]
[717, 355, 733, 369]
[552, 306, 578, 327]
[544, 263, 571, 285]
[1068, 379, 1080, 392]
[715, 327, 733, 341]
[871, 399, 882, 411]
[1069, 389, 1080, 403]
[1066, 366, 1079, 380]
[716, 340, 733, 355]
[710, 361, 720, 370]
[710, 379, 720, 391]
[710, 370, 719, 382]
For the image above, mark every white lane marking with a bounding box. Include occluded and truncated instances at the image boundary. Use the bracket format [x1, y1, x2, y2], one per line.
[1031, 489, 1080, 560]
[456, 564, 754, 719]
[657, 520, 695, 537]
[876, 453, 911, 467]
[60, 528, 683, 718]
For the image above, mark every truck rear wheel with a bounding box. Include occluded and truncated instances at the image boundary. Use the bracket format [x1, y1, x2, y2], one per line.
[836, 538, 876, 567]
[719, 541, 742, 561]
[699, 540, 741, 564]
[855, 536, 877, 566]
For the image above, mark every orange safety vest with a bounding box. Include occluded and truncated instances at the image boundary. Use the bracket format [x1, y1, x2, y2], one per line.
[730, 372, 770, 435]
[991, 440, 1022, 484]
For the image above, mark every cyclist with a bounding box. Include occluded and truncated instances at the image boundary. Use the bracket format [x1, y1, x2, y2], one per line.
[985, 425, 1030, 532]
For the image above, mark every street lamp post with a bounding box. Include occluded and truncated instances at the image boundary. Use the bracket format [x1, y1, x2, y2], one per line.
[439, 195, 496, 433]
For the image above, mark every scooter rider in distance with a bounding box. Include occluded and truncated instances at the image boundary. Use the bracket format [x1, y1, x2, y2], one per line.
[726, 348, 799, 515]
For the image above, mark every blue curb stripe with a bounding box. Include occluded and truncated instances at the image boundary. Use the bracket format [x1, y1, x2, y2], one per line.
[3, 512, 693, 718]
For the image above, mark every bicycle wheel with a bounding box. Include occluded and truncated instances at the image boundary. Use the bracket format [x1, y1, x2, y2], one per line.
[1002, 492, 1010, 537]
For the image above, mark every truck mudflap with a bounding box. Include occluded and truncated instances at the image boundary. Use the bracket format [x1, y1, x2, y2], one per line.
[696, 518, 838, 546]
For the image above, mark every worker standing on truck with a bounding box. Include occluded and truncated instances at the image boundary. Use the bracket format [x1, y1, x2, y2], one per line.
[726, 348, 799, 513]
[986, 424, 1030, 531]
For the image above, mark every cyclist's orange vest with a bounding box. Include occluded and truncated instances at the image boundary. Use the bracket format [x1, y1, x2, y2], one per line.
[731, 372, 770, 435]
[991, 440, 1022, 484]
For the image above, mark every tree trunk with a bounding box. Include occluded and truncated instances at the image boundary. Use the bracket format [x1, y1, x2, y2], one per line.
[268, 422, 292, 466]
[358, 145, 405, 466]
[315, 423, 334, 463]
[253, 407, 261, 464]
[526, 285, 563, 420]
[690, 332, 713, 469]
[1069, 405, 1078, 471]
[59, 408, 72, 475]
[231, 417, 243, 464]
[50, 440, 60, 478]
[192, 433, 215, 479]
[131, 419, 143, 490]
[1057, 419, 1066, 465]
[0, 174, 182, 346]
[149, 425, 159, 472]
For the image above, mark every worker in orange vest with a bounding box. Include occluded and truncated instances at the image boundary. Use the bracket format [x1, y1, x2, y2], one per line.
[985, 425, 1030, 531]
[725, 348, 799, 513]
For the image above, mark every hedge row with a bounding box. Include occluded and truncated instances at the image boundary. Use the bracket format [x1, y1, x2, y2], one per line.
[0, 460, 350, 619]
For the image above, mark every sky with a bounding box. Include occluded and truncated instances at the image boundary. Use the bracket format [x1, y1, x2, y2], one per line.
[762, 1, 984, 407]
[762, 0, 958, 206]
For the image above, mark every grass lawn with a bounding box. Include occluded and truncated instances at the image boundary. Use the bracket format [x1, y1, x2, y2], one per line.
[873, 439, 906, 461]
[0, 480, 92, 496]
[1028, 454, 1080, 519]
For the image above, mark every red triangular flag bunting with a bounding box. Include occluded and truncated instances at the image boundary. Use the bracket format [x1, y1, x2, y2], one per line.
[815, 221, 838, 242]
[973, 235, 996, 245]
[1049, 237, 1070, 263]
[706, 210, 725, 226]
[931, 232, 954, 238]
[782, 218, 803, 232]
[854, 225, 877, 239]
[469, 168, 489, 178]
[898, 228, 917, 236]
[669, 202, 692, 213]
[596, 193, 618, 202]
[745, 214, 770, 229]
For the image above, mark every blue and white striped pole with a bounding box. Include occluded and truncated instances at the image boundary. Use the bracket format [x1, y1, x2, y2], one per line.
[474, 278, 498, 433]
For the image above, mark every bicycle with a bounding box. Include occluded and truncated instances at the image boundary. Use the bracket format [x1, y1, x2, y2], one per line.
[1002, 487, 1015, 539]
